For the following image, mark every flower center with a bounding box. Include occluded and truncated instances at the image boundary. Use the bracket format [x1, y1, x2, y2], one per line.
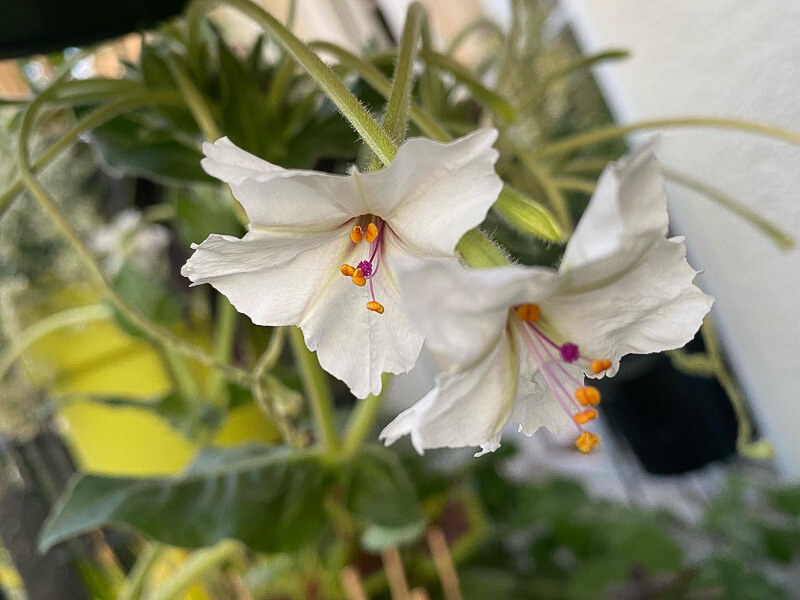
[339, 218, 385, 314]
[514, 303, 610, 454]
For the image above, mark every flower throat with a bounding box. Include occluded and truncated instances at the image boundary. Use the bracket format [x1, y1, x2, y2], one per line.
[339, 218, 385, 314]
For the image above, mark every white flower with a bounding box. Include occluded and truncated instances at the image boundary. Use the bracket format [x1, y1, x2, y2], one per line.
[380, 143, 714, 456]
[181, 129, 503, 399]
[91, 209, 170, 276]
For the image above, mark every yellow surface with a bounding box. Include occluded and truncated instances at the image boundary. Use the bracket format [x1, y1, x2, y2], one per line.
[30, 305, 279, 476]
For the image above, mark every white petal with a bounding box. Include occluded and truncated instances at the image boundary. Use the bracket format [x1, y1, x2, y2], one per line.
[542, 237, 713, 374]
[393, 255, 557, 367]
[380, 332, 519, 456]
[201, 137, 364, 229]
[510, 324, 579, 436]
[181, 226, 351, 326]
[299, 230, 424, 399]
[355, 129, 503, 255]
[561, 141, 668, 270]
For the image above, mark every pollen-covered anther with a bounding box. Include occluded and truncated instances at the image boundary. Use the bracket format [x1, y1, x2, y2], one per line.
[515, 304, 541, 322]
[351, 268, 366, 287]
[350, 225, 364, 243]
[365, 222, 379, 243]
[340, 264, 355, 277]
[575, 386, 601, 407]
[591, 359, 612, 374]
[366, 300, 385, 314]
[573, 408, 598, 425]
[575, 431, 600, 454]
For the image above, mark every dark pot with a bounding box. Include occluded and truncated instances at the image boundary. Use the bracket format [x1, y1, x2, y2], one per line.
[596, 340, 739, 475]
[0, 0, 189, 59]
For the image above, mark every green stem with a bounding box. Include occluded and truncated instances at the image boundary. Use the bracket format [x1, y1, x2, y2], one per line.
[367, 2, 426, 170]
[382, 2, 426, 142]
[287, 327, 339, 452]
[699, 320, 757, 456]
[0, 91, 182, 219]
[151, 540, 241, 600]
[421, 50, 517, 122]
[447, 19, 504, 55]
[118, 544, 164, 600]
[162, 345, 203, 403]
[0, 305, 112, 381]
[553, 176, 597, 195]
[420, 21, 443, 118]
[16, 97, 251, 387]
[188, 0, 398, 165]
[534, 117, 800, 159]
[341, 390, 384, 458]
[519, 50, 629, 111]
[309, 41, 450, 142]
[253, 326, 286, 379]
[663, 168, 794, 251]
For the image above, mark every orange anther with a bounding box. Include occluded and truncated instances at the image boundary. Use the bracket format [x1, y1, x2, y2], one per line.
[340, 264, 355, 277]
[575, 431, 600, 454]
[515, 304, 541, 323]
[365, 222, 379, 242]
[575, 386, 601, 406]
[366, 301, 385, 314]
[591, 359, 612, 374]
[573, 408, 598, 425]
[351, 268, 366, 287]
[350, 225, 364, 243]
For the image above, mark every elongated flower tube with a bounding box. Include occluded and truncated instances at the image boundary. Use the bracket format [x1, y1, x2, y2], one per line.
[381, 143, 714, 455]
[181, 129, 503, 398]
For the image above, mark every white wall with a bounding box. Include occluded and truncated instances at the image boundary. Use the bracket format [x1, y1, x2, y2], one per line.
[561, 0, 800, 477]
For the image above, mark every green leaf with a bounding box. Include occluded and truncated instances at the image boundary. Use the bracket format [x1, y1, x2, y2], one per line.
[361, 522, 426, 553]
[346, 446, 424, 535]
[39, 446, 328, 553]
[89, 114, 210, 184]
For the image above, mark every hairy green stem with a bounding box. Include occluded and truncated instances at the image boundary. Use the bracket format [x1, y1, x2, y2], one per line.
[288, 327, 339, 452]
[534, 117, 800, 159]
[382, 3, 426, 142]
[310, 41, 450, 142]
[367, 2, 426, 170]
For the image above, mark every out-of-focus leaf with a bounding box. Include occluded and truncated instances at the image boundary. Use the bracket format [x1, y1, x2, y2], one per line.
[459, 569, 518, 600]
[111, 264, 180, 336]
[346, 445, 424, 537]
[768, 485, 800, 517]
[170, 186, 243, 246]
[89, 114, 210, 184]
[39, 446, 328, 553]
[759, 525, 800, 563]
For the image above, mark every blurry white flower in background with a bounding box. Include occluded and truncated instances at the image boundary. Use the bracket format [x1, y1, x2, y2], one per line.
[91, 209, 170, 277]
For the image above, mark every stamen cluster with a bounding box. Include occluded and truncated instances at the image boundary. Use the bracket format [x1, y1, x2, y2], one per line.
[340, 220, 385, 314]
